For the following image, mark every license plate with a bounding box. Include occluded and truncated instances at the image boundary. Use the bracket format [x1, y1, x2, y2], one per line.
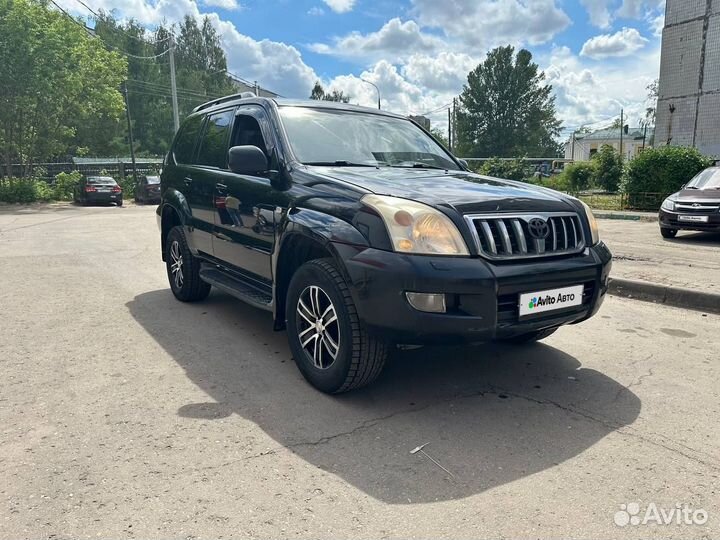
[678, 215, 708, 222]
[519, 285, 584, 318]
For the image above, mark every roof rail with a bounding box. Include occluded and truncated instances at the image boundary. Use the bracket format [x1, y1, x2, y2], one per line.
[192, 92, 257, 113]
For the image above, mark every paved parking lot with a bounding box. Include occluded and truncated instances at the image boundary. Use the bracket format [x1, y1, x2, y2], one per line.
[1, 204, 718, 539]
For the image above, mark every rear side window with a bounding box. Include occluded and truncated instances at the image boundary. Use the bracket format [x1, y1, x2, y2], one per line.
[197, 110, 234, 168]
[174, 114, 204, 164]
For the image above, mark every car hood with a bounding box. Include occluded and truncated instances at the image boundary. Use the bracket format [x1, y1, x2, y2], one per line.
[675, 188, 720, 201]
[310, 166, 577, 214]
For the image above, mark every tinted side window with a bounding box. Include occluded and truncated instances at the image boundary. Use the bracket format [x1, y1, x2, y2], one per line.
[232, 115, 268, 156]
[197, 110, 234, 168]
[174, 115, 204, 164]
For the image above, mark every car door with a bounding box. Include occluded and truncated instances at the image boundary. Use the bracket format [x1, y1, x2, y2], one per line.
[168, 113, 214, 256]
[211, 105, 280, 281]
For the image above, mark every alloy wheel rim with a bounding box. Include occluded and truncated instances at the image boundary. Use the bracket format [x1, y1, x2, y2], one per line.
[170, 240, 184, 289]
[296, 285, 340, 369]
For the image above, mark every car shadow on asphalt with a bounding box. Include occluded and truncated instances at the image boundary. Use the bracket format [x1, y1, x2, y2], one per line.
[127, 289, 641, 505]
[666, 231, 720, 246]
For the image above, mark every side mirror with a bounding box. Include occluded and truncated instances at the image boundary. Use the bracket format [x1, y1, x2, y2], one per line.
[228, 145, 268, 175]
[457, 158, 469, 170]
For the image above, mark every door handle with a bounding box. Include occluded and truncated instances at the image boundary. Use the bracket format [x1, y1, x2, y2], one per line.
[215, 183, 228, 192]
[183, 177, 193, 186]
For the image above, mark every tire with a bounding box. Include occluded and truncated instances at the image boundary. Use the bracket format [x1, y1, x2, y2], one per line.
[117, 200, 123, 207]
[165, 226, 211, 302]
[501, 327, 558, 344]
[660, 228, 677, 239]
[286, 258, 387, 393]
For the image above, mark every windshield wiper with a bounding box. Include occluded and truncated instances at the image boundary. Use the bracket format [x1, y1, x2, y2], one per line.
[685, 186, 699, 189]
[304, 160, 381, 167]
[390, 162, 446, 170]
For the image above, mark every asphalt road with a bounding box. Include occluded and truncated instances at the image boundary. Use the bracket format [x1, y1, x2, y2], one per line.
[1, 204, 718, 539]
[599, 219, 720, 293]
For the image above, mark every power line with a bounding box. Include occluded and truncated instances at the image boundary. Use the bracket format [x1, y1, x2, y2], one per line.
[48, 0, 170, 60]
[68, 0, 171, 44]
[126, 79, 221, 100]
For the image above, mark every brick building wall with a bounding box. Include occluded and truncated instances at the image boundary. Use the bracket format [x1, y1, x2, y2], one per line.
[655, 0, 720, 157]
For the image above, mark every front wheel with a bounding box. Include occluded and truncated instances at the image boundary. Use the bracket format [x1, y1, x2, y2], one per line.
[165, 226, 211, 302]
[660, 228, 677, 239]
[286, 258, 387, 393]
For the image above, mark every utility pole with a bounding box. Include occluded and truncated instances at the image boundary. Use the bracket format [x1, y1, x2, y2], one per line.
[122, 82, 138, 186]
[619, 108, 624, 160]
[169, 34, 180, 133]
[642, 121, 648, 150]
[452, 97, 457, 152]
[571, 131, 576, 161]
[254, 80, 259, 96]
[448, 107, 452, 153]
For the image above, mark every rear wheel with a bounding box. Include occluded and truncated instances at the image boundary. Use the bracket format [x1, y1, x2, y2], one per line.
[286, 258, 387, 393]
[117, 199, 123, 207]
[166, 226, 211, 302]
[501, 327, 558, 344]
[660, 228, 677, 239]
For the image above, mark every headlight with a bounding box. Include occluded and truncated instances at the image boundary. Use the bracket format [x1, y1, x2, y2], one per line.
[580, 201, 600, 245]
[361, 194, 469, 255]
[661, 198, 676, 212]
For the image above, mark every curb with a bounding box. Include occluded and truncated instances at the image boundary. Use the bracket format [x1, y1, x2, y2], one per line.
[608, 277, 720, 315]
[595, 212, 658, 222]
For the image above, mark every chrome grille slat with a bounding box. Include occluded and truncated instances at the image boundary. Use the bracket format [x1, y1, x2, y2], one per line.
[465, 213, 586, 261]
[511, 219, 527, 254]
[480, 221, 497, 255]
[496, 220, 513, 254]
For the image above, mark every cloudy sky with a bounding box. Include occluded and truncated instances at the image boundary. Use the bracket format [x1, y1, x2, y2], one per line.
[59, 0, 666, 140]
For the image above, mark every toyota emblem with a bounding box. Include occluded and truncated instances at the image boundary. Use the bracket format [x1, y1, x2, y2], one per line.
[692, 203, 701, 208]
[528, 218, 550, 239]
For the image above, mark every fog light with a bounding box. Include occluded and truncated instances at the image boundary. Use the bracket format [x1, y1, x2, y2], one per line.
[406, 292, 446, 313]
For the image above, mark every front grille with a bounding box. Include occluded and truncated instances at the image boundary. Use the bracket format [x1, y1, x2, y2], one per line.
[497, 282, 595, 324]
[675, 201, 720, 214]
[465, 213, 586, 260]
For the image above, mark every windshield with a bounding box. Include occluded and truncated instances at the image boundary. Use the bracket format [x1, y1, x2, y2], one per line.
[87, 176, 116, 185]
[686, 167, 720, 189]
[278, 106, 460, 170]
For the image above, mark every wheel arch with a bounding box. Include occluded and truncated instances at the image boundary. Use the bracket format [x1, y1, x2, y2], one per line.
[159, 192, 191, 261]
[272, 209, 368, 330]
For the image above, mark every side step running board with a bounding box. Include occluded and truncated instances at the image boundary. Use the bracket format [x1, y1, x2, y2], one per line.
[199, 266, 273, 311]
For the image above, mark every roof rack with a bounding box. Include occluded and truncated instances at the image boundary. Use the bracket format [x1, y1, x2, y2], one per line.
[192, 92, 257, 113]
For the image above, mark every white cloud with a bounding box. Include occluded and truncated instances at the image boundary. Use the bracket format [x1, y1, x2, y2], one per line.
[580, 0, 613, 29]
[307, 6, 324, 16]
[580, 27, 649, 59]
[309, 18, 444, 60]
[411, 0, 571, 48]
[401, 52, 477, 92]
[322, 0, 355, 13]
[203, 0, 240, 11]
[543, 44, 660, 131]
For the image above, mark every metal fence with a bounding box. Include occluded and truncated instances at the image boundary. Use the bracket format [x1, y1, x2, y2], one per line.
[1, 159, 163, 182]
[567, 191, 670, 212]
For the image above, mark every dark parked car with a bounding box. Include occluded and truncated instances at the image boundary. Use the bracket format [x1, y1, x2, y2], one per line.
[135, 175, 161, 204]
[659, 166, 720, 238]
[157, 96, 611, 393]
[74, 176, 123, 206]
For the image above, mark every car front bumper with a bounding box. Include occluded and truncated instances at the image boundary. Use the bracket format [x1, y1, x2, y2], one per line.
[659, 209, 720, 232]
[339, 242, 612, 344]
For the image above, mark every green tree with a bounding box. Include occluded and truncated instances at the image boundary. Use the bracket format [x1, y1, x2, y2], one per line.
[456, 46, 561, 158]
[0, 0, 127, 174]
[592, 144, 623, 192]
[309, 81, 350, 103]
[429, 127, 449, 147]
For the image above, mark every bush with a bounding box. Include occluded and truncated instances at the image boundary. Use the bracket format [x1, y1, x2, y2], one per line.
[561, 161, 596, 191]
[592, 145, 623, 192]
[0, 178, 52, 203]
[53, 171, 82, 200]
[623, 146, 713, 195]
[477, 157, 529, 181]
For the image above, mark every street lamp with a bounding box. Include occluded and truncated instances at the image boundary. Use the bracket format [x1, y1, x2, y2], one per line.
[360, 78, 381, 110]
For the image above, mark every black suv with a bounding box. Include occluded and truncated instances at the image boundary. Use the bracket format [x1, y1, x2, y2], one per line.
[157, 95, 612, 393]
